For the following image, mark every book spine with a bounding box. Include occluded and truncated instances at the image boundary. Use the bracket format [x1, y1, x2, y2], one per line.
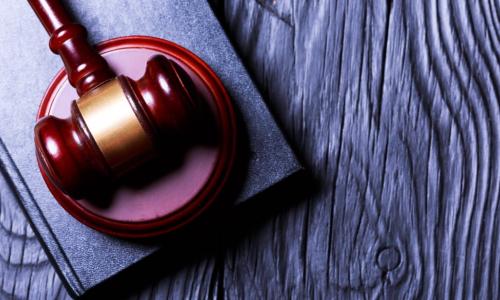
[0, 138, 84, 297]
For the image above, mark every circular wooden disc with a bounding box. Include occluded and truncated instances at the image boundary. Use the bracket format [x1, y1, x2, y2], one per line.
[36, 36, 237, 238]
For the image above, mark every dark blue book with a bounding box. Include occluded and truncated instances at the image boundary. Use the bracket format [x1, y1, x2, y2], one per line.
[0, 0, 300, 297]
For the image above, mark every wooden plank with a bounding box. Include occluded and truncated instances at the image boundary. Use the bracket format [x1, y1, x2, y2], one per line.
[218, 0, 499, 299]
[0, 0, 498, 298]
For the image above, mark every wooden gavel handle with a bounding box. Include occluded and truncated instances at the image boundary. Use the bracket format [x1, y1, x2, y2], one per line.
[28, 0, 115, 95]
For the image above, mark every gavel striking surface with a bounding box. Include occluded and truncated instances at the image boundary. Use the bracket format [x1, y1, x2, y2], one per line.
[36, 36, 237, 238]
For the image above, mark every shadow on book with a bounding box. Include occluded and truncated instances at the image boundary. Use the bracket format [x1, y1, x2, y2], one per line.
[82, 169, 312, 299]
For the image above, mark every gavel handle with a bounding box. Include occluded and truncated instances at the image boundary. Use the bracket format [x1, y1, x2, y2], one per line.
[28, 0, 115, 95]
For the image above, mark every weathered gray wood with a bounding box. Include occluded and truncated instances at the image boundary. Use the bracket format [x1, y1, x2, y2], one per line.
[0, 0, 498, 299]
[219, 0, 499, 299]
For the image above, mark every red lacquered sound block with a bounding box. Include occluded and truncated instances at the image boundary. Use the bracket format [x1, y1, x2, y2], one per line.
[36, 36, 237, 238]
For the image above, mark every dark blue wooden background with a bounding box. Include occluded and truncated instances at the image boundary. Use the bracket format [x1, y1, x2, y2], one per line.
[1, 0, 499, 298]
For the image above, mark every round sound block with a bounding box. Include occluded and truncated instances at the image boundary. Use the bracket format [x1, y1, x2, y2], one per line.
[37, 36, 237, 238]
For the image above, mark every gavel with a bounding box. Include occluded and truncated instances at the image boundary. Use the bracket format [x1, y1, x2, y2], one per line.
[31, 0, 201, 199]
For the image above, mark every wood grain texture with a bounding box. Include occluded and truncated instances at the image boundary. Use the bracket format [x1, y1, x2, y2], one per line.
[0, 0, 498, 299]
[218, 0, 499, 299]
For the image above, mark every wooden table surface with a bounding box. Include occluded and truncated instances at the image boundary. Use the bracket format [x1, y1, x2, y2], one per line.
[1, 0, 499, 298]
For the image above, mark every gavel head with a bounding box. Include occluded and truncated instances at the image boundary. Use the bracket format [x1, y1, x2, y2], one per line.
[35, 55, 201, 198]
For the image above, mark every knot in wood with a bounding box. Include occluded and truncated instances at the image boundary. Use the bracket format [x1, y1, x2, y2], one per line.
[376, 246, 400, 272]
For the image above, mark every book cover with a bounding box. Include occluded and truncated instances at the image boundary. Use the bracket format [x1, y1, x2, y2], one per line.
[0, 0, 300, 297]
